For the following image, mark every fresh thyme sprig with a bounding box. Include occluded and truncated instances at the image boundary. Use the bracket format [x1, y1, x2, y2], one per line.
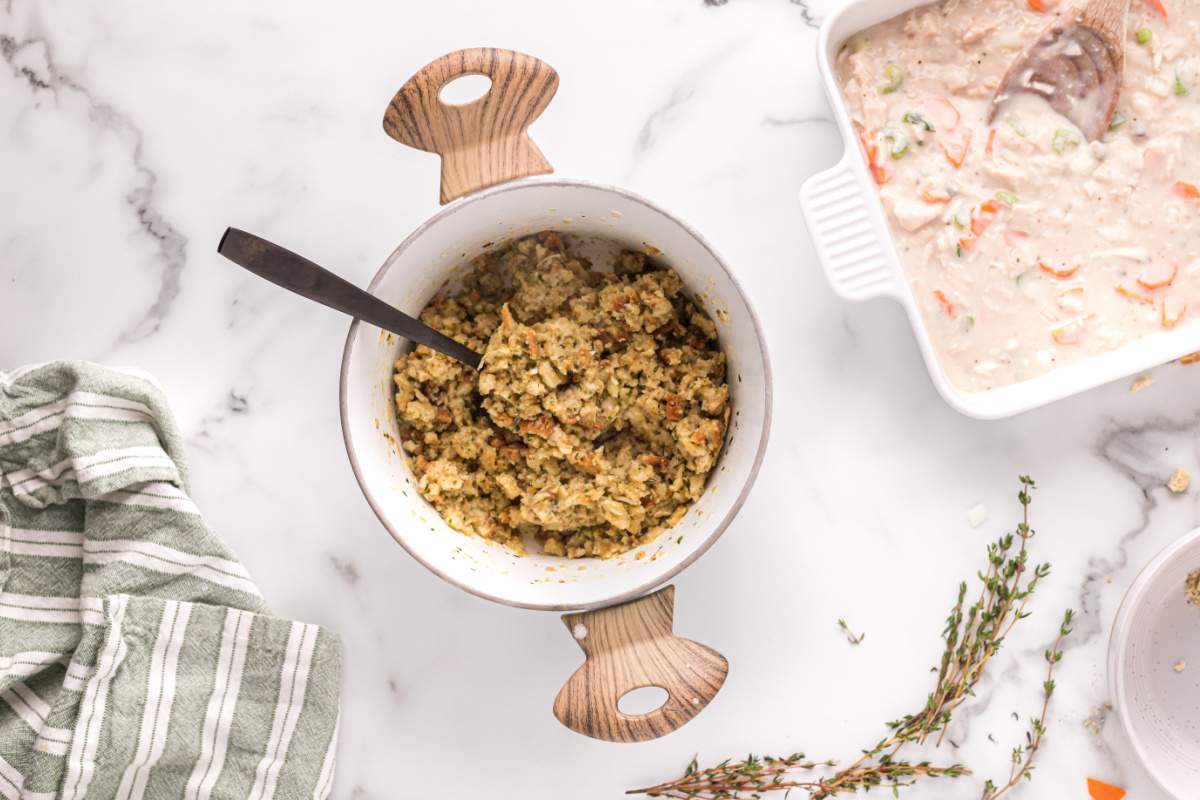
[837, 618, 865, 646]
[630, 477, 1071, 800]
[980, 609, 1075, 800]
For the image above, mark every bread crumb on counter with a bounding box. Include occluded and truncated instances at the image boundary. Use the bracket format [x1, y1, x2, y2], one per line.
[1180, 352, 1200, 365]
[1167, 467, 1191, 494]
[1173, 660, 1187, 673]
[1130, 375, 1155, 394]
[966, 503, 988, 528]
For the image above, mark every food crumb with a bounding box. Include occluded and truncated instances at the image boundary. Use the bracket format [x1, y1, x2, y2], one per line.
[1180, 351, 1200, 365]
[1173, 660, 1186, 673]
[1168, 467, 1191, 494]
[966, 503, 988, 528]
[1130, 375, 1155, 393]
[1186, 568, 1200, 607]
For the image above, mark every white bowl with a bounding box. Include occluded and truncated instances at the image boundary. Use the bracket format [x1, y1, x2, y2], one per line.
[339, 178, 772, 611]
[799, 0, 1200, 419]
[1108, 526, 1200, 799]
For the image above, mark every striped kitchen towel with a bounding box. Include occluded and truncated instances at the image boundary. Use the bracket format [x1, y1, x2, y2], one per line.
[0, 362, 340, 800]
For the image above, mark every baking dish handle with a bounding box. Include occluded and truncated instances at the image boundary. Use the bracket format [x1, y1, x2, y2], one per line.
[553, 585, 727, 742]
[383, 48, 559, 205]
[799, 152, 898, 301]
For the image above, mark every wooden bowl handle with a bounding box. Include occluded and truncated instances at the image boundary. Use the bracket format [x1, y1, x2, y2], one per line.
[382, 48, 558, 204]
[553, 586, 728, 742]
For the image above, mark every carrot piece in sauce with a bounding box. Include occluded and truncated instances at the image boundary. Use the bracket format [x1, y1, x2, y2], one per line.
[933, 290, 955, 317]
[941, 127, 973, 169]
[1173, 181, 1200, 204]
[985, 128, 997, 156]
[1162, 298, 1188, 329]
[1040, 261, 1080, 278]
[921, 185, 952, 204]
[856, 126, 892, 185]
[1086, 778, 1126, 800]
[1051, 317, 1088, 345]
[1145, 0, 1168, 21]
[923, 96, 962, 130]
[1137, 261, 1178, 290]
[1116, 284, 1156, 305]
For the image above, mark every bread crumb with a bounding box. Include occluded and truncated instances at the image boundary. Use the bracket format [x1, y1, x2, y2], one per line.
[966, 503, 988, 528]
[1130, 375, 1155, 393]
[1173, 660, 1186, 673]
[1180, 351, 1200, 365]
[1168, 467, 1191, 494]
[1186, 568, 1200, 607]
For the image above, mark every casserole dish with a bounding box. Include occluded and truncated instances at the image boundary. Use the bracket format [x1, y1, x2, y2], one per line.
[1108, 526, 1200, 799]
[338, 48, 772, 741]
[799, 0, 1200, 419]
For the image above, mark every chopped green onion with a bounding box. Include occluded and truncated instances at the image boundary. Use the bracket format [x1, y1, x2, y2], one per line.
[1052, 128, 1079, 154]
[1109, 111, 1127, 131]
[956, 243, 965, 258]
[952, 214, 966, 230]
[995, 190, 1019, 207]
[881, 127, 910, 158]
[902, 111, 935, 131]
[964, 315, 976, 331]
[1136, 27, 1152, 45]
[878, 63, 904, 95]
[1174, 74, 1189, 96]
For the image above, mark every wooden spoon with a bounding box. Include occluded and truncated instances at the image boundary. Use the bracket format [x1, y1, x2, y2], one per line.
[988, 0, 1128, 141]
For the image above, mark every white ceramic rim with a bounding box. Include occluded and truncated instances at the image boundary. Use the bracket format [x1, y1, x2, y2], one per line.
[801, 0, 1200, 420]
[338, 176, 774, 611]
[1107, 525, 1200, 800]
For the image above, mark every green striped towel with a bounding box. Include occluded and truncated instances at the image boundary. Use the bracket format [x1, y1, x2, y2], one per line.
[0, 362, 341, 800]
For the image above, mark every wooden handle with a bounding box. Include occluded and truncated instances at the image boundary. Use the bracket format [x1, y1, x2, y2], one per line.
[553, 586, 728, 743]
[383, 48, 558, 204]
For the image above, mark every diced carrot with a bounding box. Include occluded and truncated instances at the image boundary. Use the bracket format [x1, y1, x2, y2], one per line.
[958, 200, 1001, 252]
[1162, 298, 1188, 329]
[1040, 261, 1080, 278]
[971, 201, 999, 235]
[1145, 0, 1168, 21]
[1116, 284, 1156, 305]
[1086, 778, 1126, 800]
[1173, 181, 1200, 204]
[856, 126, 892, 185]
[933, 290, 955, 317]
[921, 185, 952, 204]
[1137, 261, 1178, 289]
[985, 128, 997, 156]
[1028, 0, 1046, 10]
[942, 128, 973, 169]
[1051, 317, 1088, 345]
[922, 96, 962, 130]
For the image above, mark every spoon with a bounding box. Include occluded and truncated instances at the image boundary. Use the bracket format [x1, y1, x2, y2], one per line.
[988, 0, 1127, 141]
[217, 228, 484, 370]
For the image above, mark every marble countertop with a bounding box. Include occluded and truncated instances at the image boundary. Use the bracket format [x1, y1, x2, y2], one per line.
[3, 0, 1199, 797]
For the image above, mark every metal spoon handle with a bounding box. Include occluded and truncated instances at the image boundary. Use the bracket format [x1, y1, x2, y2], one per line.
[217, 228, 482, 369]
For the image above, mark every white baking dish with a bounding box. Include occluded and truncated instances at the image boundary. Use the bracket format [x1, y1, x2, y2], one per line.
[1108, 526, 1200, 799]
[799, 0, 1200, 419]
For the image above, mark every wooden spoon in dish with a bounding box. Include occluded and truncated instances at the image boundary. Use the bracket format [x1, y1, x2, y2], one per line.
[988, 0, 1128, 141]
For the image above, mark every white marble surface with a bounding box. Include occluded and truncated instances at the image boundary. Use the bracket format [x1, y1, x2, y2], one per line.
[3, 0, 1199, 797]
